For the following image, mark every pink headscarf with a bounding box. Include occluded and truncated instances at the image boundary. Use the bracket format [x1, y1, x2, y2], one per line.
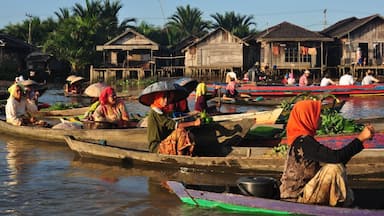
[99, 87, 115, 105]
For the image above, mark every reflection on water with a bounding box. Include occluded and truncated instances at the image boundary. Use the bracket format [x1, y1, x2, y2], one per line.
[340, 96, 384, 119]
[1, 90, 384, 214]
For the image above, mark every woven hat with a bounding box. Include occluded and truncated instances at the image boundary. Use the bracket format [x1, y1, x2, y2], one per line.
[66, 75, 78, 82]
[70, 76, 85, 85]
[20, 79, 39, 87]
[138, 80, 189, 106]
[174, 77, 198, 94]
[84, 82, 107, 98]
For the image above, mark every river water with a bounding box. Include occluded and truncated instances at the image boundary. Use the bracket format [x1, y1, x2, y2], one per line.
[1, 88, 384, 215]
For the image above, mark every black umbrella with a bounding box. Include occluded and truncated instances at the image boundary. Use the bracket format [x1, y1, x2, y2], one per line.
[138, 80, 189, 106]
[173, 77, 198, 94]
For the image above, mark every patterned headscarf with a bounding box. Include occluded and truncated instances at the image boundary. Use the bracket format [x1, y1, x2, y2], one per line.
[286, 100, 322, 145]
[99, 86, 115, 105]
[195, 82, 207, 101]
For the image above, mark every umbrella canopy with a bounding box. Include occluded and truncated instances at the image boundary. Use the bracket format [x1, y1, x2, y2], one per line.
[138, 80, 189, 106]
[84, 82, 107, 98]
[174, 77, 198, 94]
[70, 76, 85, 85]
[19, 79, 39, 87]
[66, 75, 78, 82]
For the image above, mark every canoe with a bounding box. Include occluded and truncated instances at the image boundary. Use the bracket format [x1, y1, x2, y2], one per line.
[207, 83, 384, 97]
[243, 125, 384, 149]
[166, 181, 384, 216]
[64, 135, 384, 175]
[212, 96, 283, 106]
[37, 106, 89, 117]
[0, 119, 148, 147]
[0, 117, 254, 148]
[137, 107, 283, 127]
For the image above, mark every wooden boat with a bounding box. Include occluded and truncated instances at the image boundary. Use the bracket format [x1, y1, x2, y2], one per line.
[137, 107, 283, 127]
[166, 181, 384, 216]
[243, 125, 384, 150]
[64, 135, 384, 175]
[207, 83, 384, 97]
[0, 118, 148, 147]
[0, 117, 254, 148]
[212, 96, 283, 106]
[37, 106, 89, 117]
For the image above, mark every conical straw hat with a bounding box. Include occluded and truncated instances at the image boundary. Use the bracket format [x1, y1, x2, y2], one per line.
[84, 82, 108, 98]
[70, 76, 85, 85]
[66, 75, 78, 82]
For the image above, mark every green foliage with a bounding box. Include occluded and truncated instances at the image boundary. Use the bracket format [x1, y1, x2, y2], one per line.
[42, 102, 82, 111]
[271, 143, 288, 156]
[317, 108, 364, 135]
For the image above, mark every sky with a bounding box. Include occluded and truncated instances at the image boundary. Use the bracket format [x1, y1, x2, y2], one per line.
[0, 0, 383, 31]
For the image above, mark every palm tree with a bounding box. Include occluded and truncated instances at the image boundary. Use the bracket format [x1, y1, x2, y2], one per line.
[211, 11, 256, 38]
[166, 5, 209, 45]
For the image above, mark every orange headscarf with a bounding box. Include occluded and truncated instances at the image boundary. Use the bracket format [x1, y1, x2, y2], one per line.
[286, 100, 322, 145]
[150, 92, 166, 110]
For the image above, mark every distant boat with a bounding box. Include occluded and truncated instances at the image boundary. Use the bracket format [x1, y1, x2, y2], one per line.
[207, 83, 384, 97]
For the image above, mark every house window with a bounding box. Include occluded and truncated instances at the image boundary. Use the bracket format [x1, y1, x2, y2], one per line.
[284, 46, 298, 62]
[284, 45, 311, 63]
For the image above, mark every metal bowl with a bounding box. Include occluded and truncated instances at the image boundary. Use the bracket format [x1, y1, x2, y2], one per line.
[236, 176, 280, 199]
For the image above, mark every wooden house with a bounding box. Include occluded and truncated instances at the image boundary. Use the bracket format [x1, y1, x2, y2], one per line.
[252, 22, 333, 80]
[182, 27, 253, 81]
[0, 33, 35, 80]
[320, 14, 384, 77]
[91, 28, 159, 83]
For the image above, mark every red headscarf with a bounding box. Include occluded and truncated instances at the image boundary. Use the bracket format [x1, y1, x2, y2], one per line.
[99, 86, 115, 105]
[286, 100, 322, 145]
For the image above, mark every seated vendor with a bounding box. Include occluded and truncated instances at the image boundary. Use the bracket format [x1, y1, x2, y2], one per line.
[92, 86, 129, 128]
[5, 83, 38, 126]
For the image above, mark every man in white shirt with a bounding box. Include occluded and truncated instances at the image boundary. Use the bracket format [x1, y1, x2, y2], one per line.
[362, 70, 380, 85]
[339, 73, 355, 85]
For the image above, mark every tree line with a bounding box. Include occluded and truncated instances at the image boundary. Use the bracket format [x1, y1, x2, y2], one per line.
[0, 0, 257, 74]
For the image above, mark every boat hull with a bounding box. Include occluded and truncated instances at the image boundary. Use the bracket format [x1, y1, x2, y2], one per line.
[208, 83, 384, 97]
[166, 181, 384, 216]
[65, 135, 384, 175]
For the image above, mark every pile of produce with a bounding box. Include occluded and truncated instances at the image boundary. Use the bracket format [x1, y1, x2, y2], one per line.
[41, 102, 82, 111]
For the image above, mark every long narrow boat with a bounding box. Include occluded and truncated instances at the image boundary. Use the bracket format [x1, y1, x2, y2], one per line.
[0, 118, 254, 149]
[207, 83, 384, 97]
[64, 135, 384, 175]
[37, 106, 89, 117]
[137, 107, 282, 127]
[166, 181, 384, 216]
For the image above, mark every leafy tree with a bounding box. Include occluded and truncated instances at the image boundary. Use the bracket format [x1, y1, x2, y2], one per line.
[135, 21, 169, 46]
[210, 11, 256, 38]
[2, 17, 57, 47]
[44, 0, 135, 73]
[166, 5, 209, 45]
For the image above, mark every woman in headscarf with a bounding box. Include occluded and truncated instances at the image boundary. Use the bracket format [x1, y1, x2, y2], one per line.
[92, 86, 129, 128]
[194, 82, 218, 114]
[147, 92, 200, 154]
[279, 100, 374, 206]
[5, 83, 37, 126]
